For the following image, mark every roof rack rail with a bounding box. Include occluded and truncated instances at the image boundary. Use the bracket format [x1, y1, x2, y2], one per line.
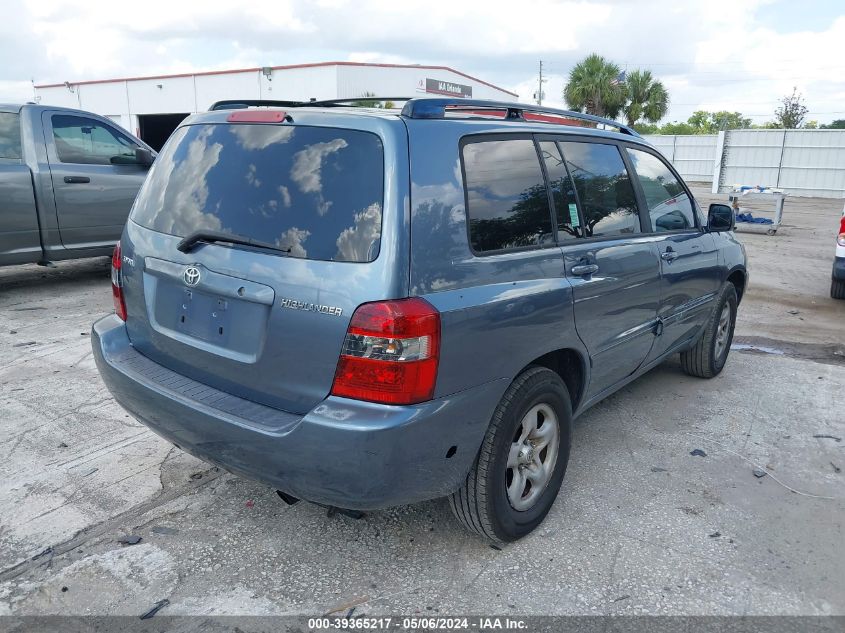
[399, 98, 640, 137]
[210, 99, 306, 111]
[210, 97, 412, 111]
[305, 97, 411, 107]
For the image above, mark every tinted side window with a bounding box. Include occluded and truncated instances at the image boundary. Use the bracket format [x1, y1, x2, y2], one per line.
[627, 148, 696, 232]
[538, 141, 582, 241]
[558, 142, 640, 238]
[0, 112, 22, 159]
[463, 139, 553, 252]
[52, 115, 140, 165]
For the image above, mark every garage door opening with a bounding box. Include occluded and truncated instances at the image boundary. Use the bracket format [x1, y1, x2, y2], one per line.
[138, 113, 190, 151]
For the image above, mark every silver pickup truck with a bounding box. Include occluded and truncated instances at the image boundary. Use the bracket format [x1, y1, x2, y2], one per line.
[0, 103, 154, 267]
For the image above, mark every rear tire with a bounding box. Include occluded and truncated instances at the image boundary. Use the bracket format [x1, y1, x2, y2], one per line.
[449, 367, 572, 543]
[832, 278, 845, 300]
[680, 283, 738, 378]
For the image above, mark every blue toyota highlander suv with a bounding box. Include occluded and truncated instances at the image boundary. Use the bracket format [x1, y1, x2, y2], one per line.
[92, 98, 747, 542]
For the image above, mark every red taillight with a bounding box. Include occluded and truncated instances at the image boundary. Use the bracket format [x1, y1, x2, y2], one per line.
[838, 216, 845, 247]
[331, 298, 440, 405]
[111, 242, 127, 321]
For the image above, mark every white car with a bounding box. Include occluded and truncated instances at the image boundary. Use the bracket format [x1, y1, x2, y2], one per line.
[833, 208, 845, 299]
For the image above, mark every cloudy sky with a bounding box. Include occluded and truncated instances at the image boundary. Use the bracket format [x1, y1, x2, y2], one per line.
[2, 0, 845, 125]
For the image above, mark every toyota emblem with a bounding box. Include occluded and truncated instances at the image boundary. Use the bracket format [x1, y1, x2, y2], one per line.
[183, 266, 201, 286]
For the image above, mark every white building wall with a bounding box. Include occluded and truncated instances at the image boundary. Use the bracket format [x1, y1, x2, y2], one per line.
[263, 65, 338, 103]
[193, 71, 262, 113]
[126, 76, 195, 115]
[336, 65, 514, 101]
[37, 84, 80, 109]
[35, 63, 517, 125]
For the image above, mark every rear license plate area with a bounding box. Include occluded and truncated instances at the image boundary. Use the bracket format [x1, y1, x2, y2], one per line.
[177, 289, 233, 343]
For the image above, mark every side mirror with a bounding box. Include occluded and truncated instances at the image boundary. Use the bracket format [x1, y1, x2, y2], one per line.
[135, 147, 155, 167]
[707, 203, 734, 232]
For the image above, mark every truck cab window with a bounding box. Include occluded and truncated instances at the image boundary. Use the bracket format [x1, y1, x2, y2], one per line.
[52, 115, 140, 165]
[0, 112, 22, 159]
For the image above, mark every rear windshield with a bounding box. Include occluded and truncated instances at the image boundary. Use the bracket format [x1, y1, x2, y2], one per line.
[131, 123, 384, 263]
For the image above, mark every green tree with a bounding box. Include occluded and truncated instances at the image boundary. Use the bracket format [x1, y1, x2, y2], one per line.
[623, 70, 669, 127]
[804, 120, 819, 129]
[821, 119, 845, 129]
[354, 92, 394, 109]
[687, 110, 751, 132]
[631, 122, 660, 135]
[649, 111, 752, 135]
[774, 87, 808, 128]
[563, 54, 627, 119]
[658, 121, 698, 135]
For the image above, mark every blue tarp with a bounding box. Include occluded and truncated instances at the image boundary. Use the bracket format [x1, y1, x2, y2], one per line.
[735, 212, 773, 224]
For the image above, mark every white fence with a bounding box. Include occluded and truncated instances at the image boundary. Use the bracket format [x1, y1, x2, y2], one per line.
[643, 134, 718, 184]
[644, 129, 845, 198]
[716, 129, 845, 198]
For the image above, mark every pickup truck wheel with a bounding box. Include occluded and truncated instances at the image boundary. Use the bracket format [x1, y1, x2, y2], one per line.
[831, 278, 845, 300]
[680, 283, 738, 378]
[449, 366, 572, 543]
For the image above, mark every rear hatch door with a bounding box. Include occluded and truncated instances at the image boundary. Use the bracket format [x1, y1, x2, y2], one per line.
[121, 115, 406, 414]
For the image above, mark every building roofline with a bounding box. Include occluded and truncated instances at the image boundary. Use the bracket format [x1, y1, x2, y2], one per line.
[33, 60, 519, 97]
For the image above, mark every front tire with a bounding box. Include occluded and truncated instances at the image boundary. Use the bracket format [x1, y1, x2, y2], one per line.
[680, 282, 738, 378]
[449, 367, 572, 543]
[832, 277, 845, 300]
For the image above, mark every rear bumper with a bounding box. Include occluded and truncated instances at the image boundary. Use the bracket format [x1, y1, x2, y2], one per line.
[92, 315, 505, 510]
[833, 256, 845, 280]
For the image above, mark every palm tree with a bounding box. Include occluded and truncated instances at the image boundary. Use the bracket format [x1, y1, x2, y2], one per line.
[563, 54, 627, 119]
[623, 70, 669, 127]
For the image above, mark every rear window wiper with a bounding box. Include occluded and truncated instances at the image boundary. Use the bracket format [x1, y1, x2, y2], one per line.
[177, 230, 293, 255]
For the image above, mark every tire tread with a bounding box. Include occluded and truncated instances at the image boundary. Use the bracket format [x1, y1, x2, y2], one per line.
[680, 282, 737, 378]
[449, 367, 565, 542]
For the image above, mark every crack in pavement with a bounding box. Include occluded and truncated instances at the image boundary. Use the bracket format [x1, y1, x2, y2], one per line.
[0, 465, 222, 584]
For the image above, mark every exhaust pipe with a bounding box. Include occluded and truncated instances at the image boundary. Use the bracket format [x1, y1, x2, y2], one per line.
[275, 490, 300, 505]
[275, 490, 364, 519]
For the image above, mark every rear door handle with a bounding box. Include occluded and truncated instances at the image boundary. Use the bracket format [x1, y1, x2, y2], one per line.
[571, 264, 599, 277]
[63, 176, 90, 184]
[661, 249, 678, 262]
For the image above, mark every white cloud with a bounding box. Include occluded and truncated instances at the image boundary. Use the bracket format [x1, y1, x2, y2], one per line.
[4, 0, 845, 124]
[142, 126, 224, 235]
[278, 185, 292, 208]
[335, 202, 381, 262]
[231, 125, 295, 151]
[290, 138, 348, 194]
[245, 164, 261, 187]
[276, 226, 310, 258]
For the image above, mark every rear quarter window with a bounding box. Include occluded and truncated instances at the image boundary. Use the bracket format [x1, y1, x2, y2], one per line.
[462, 138, 553, 253]
[0, 112, 21, 159]
[131, 123, 384, 263]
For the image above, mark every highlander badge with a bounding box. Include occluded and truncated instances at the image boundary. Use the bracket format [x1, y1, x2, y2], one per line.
[280, 298, 343, 317]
